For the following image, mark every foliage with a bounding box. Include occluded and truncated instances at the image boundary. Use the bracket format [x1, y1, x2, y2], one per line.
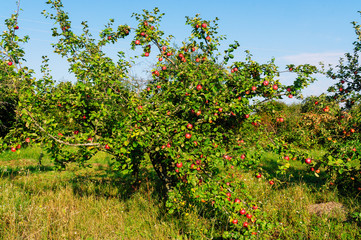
[312, 11, 361, 192]
[7, 0, 361, 239]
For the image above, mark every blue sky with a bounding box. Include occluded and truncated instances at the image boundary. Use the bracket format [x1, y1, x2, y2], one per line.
[1, 0, 361, 102]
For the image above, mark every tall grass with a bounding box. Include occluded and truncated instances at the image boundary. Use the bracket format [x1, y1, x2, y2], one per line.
[0, 147, 360, 239]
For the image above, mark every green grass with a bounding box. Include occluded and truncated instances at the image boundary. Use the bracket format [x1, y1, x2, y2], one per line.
[0, 147, 360, 239]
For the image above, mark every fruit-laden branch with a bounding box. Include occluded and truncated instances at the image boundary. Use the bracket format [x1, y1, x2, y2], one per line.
[151, 39, 177, 67]
[24, 108, 101, 147]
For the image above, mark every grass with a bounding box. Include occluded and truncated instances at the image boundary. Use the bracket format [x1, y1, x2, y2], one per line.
[0, 147, 360, 239]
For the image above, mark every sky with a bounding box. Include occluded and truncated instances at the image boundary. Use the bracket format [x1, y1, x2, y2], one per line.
[1, 0, 361, 103]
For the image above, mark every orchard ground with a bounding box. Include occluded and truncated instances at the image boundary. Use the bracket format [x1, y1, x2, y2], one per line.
[0, 146, 360, 239]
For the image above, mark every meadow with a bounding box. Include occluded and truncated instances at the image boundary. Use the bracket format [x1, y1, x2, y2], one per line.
[0, 147, 360, 239]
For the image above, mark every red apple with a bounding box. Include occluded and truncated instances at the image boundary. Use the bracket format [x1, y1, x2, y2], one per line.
[305, 158, 312, 164]
[243, 222, 249, 228]
[252, 205, 258, 210]
[205, 36, 210, 41]
[226, 192, 231, 197]
[135, 40, 140, 45]
[187, 123, 193, 129]
[144, 52, 149, 57]
[246, 214, 252, 219]
[218, 108, 223, 112]
[201, 23, 207, 28]
[251, 86, 257, 91]
[263, 80, 269, 86]
[272, 84, 278, 90]
[176, 162, 183, 168]
[16, 144, 21, 149]
[25, 138, 31, 143]
[241, 154, 246, 159]
[232, 219, 238, 224]
[158, 57, 163, 61]
[256, 173, 262, 178]
[185, 133, 192, 139]
[234, 198, 241, 203]
[14, 25, 19, 30]
[269, 180, 275, 185]
[245, 114, 250, 119]
[196, 84, 202, 91]
[284, 156, 290, 161]
[105, 144, 110, 150]
[7, 62, 13, 66]
[195, 58, 200, 62]
[11, 147, 16, 152]
[240, 209, 246, 215]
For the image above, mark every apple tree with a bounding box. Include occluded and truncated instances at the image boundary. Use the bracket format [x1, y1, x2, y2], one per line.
[312, 11, 361, 191]
[0, 1, 320, 238]
[128, 7, 319, 238]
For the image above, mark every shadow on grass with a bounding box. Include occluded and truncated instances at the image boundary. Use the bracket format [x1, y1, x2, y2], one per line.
[67, 165, 167, 202]
[261, 158, 328, 189]
[0, 165, 54, 179]
[261, 158, 361, 204]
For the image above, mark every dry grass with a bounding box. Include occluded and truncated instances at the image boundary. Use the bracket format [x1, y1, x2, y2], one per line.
[0, 147, 360, 239]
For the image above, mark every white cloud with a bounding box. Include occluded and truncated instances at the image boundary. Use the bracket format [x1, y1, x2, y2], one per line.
[279, 52, 345, 66]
